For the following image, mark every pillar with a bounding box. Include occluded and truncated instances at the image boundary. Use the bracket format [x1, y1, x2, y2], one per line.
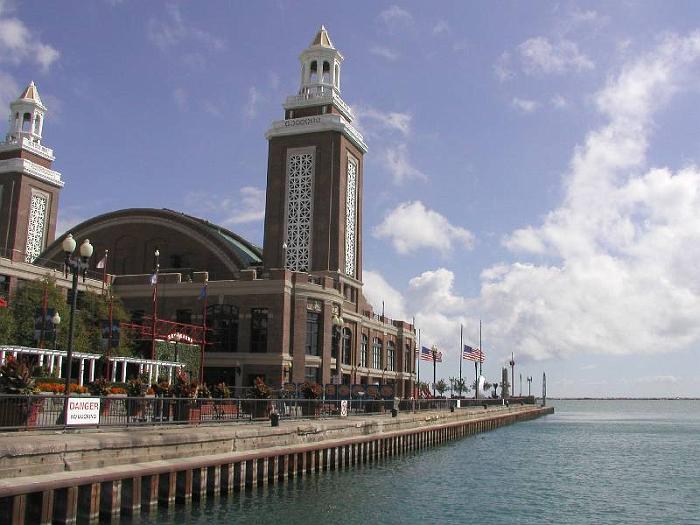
[208, 465, 222, 495]
[99, 480, 121, 521]
[53, 486, 78, 525]
[120, 477, 141, 516]
[77, 483, 100, 523]
[193, 468, 208, 500]
[141, 475, 159, 513]
[78, 359, 85, 387]
[88, 359, 95, 383]
[158, 472, 176, 506]
[121, 361, 127, 383]
[26, 490, 53, 525]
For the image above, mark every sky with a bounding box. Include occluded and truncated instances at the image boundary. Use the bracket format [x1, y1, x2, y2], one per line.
[3, 0, 700, 397]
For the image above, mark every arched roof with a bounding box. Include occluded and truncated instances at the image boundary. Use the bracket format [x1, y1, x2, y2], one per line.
[38, 208, 262, 280]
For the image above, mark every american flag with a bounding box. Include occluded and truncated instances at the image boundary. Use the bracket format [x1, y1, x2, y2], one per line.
[463, 345, 485, 362]
[419, 346, 442, 362]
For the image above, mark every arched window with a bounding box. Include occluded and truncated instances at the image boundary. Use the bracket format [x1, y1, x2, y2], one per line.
[322, 61, 331, 83]
[33, 115, 41, 135]
[305, 312, 320, 356]
[334, 64, 339, 88]
[360, 334, 368, 367]
[14, 113, 19, 130]
[387, 341, 395, 371]
[372, 337, 382, 369]
[310, 61, 318, 82]
[22, 113, 31, 132]
[342, 328, 352, 365]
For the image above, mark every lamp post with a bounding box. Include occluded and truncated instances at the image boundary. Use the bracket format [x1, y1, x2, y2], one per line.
[527, 376, 532, 397]
[509, 352, 515, 399]
[332, 314, 344, 384]
[51, 311, 61, 350]
[61, 234, 93, 424]
[431, 345, 438, 397]
[151, 248, 160, 360]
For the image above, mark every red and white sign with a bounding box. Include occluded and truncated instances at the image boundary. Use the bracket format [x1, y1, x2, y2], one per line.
[66, 397, 101, 425]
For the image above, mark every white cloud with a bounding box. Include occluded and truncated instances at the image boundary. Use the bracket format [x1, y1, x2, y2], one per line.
[512, 97, 539, 113]
[380, 144, 427, 184]
[367, 32, 700, 367]
[354, 106, 412, 137]
[362, 270, 407, 320]
[244, 86, 261, 119]
[172, 87, 187, 110]
[0, 70, 18, 110]
[184, 186, 265, 226]
[492, 32, 700, 360]
[378, 5, 413, 28]
[551, 94, 568, 109]
[373, 201, 474, 255]
[494, 51, 514, 82]
[519, 37, 594, 74]
[148, 4, 224, 52]
[370, 46, 399, 61]
[432, 20, 450, 36]
[0, 8, 60, 71]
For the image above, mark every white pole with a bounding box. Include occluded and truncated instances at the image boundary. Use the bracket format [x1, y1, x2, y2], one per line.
[89, 359, 95, 382]
[121, 360, 127, 382]
[57, 356, 63, 378]
[111, 359, 117, 382]
[78, 359, 85, 387]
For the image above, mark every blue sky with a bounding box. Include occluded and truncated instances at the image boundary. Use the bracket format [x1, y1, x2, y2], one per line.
[3, 0, 700, 396]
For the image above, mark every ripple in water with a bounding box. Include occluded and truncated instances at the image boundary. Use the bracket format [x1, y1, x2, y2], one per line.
[127, 400, 700, 525]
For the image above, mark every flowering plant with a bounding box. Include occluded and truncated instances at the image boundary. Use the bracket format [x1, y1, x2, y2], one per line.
[300, 381, 323, 399]
[248, 377, 271, 399]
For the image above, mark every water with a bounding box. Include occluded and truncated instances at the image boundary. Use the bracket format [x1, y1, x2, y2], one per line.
[135, 400, 700, 524]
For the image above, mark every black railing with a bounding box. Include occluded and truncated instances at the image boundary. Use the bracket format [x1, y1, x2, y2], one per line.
[0, 394, 460, 431]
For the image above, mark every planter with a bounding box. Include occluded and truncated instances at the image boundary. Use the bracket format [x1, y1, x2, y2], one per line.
[302, 399, 321, 417]
[174, 400, 201, 423]
[215, 401, 239, 418]
[246, 399, 270, 419]
[0, 398, 44, 428]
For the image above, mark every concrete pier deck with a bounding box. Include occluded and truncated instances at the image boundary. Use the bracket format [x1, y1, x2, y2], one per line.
[0, 404, 553, 524]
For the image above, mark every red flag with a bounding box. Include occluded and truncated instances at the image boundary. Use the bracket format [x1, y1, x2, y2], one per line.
[0, 297, 7, 308]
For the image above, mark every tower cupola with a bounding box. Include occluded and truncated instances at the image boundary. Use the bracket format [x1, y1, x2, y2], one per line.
[6, 81, 47, 145]
[298, 26, 343, 98]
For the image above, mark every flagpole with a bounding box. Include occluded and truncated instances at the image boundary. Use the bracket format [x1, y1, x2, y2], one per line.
[479, 319, 482, 377]
[432, 346, 437, 398]
[106, 289, 113, 379]
[200, 279, 208, 384]
[101, 249, 108, 295]
[417, 328, 421, 395]
[151, 249, 159, 361]
[459, 323, 463, 390]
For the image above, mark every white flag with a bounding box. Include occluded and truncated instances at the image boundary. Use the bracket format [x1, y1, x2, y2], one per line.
[96, 256, 106, 269]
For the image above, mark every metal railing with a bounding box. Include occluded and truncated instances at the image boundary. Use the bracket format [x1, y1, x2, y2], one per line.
[0, 394, 459, 431]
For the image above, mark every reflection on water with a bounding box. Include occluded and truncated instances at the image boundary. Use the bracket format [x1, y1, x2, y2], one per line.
[127, 400, 700, 525]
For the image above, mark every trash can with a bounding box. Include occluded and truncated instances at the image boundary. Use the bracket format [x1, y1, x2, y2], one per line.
[270, 413, 280, 427]
[391, 408, 398, 417]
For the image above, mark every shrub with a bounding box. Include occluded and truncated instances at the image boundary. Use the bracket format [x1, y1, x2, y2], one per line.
[300, 381, 322, 399]
[211, 382, 231, 399]
[248, 377, 271, 399]
[87, 378, 110, 396]
[0, 357, 35, 394]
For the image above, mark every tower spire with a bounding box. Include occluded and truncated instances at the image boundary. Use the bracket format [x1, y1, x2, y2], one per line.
[6, 81, 48, 145]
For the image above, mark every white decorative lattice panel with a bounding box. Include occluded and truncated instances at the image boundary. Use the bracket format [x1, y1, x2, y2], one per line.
[344, 158, 357, 276]
[285, 151, 314, 271]
[25, 192, 48, 262]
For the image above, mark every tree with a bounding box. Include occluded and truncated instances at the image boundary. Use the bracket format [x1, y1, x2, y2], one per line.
[453, 377, 468, 397]
[2, 275, 133, 357]
[435, 379, 448, 397]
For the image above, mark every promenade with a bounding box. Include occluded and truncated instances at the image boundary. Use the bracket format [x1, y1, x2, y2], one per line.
[0, 404, 553, 524]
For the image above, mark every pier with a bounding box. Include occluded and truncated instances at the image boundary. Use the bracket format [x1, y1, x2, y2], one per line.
[0, 404, 552, 524]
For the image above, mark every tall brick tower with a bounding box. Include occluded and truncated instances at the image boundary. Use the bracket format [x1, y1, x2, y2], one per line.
[263, 27, 368, 287]
[0, 82, 63, 262]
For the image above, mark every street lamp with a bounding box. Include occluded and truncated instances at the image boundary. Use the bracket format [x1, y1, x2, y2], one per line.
[332, 314, 344, 384]
[62, 234, 93, 422]
[509, 352, 515, 399]
[527, 376, 533, 397]
[51, 311, 61, 349]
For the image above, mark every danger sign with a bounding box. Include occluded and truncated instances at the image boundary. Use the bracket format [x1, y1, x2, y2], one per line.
[66, 397, 101, 425]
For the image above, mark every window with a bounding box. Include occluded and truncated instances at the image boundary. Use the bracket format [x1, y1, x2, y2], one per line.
[0, 275, 9, 299]
[372, 337, 382, 370]
[33, 115, 41, 135]
[310, 60, 318, 82]
[342, 328, 352, 365]
[360, 334, 367, 368]
[250, 308, 268, 353]
[387, 341, 395, 372]
[206, 304, 239, 352]
[176, 309, 192, 324]
[305, 312, 320, 355]
[322, 61, 331, 83]
[305, 367, 320, 384]
[22, 113, 31, 132]
[344, 157, 358, 276]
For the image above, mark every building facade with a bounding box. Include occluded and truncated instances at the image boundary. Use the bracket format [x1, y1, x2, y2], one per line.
[1, 28, 417, 396]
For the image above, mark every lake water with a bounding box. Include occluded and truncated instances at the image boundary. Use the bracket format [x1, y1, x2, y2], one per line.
[134, 400, 700, 524]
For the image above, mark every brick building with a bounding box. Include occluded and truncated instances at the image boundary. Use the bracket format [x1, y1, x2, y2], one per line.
[0, 28, 417, 396]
